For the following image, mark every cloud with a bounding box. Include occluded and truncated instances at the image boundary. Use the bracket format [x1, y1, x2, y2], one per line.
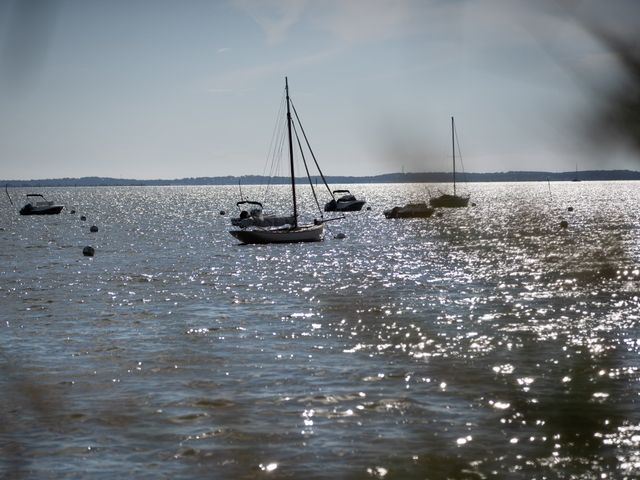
[233, 0, 307, 45]
[313, 0, 415, 44]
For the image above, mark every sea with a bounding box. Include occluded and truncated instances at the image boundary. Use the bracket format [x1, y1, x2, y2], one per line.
[1, 182, 639, 479]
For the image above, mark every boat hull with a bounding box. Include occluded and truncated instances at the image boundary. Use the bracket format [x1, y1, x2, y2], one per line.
[324, 200, 366, 212]
[230, 224, 324, 244]
[384, 203, 434, 219]
[19, 205, 64, 215]
[429, 194, 469, 208]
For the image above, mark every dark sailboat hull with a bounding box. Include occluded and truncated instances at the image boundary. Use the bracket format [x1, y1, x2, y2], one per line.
[384, 203, 435, 219]
[230, 224, 324, 244]
[429, 194, 469, 208]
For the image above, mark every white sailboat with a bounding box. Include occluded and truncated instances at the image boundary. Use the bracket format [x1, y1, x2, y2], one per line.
[229, 78, 324, 244]
[429, 117, 470, 208]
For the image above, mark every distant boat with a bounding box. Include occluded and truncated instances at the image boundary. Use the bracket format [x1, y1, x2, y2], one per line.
[19, 194, 64, 215]
[572, 164, 581, 182]
[383, 202, 434, 219]
[229, 78, 324, 244]
[429, 117, 470, 208]
[324, 189, 366, 212]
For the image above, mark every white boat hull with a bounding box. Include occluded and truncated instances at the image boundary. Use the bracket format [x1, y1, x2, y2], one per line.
[230, 224, 324, 244]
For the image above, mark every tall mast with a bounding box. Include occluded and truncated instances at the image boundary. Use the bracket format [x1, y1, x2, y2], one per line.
[451, 116, 456, 196]
[285, 77, 298, 227]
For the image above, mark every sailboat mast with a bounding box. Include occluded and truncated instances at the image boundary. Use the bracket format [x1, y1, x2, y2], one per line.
[285, 77, 298, 228]
[451, 116, 456, 196]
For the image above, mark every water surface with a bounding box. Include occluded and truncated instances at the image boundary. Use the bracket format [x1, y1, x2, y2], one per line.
[1, 182, 639, 479]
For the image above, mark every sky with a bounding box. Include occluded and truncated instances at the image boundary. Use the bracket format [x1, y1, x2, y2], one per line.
[0, 0, 638, 180]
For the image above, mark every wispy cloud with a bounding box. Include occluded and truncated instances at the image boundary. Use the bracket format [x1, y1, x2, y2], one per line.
[314, 0, 416, 44]
[233, 0, 307, 45]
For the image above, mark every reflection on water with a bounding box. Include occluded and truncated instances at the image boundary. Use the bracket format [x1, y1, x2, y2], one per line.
[1, 182, 639, 478]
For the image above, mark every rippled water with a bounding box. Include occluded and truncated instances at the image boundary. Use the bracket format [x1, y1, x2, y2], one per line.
[1, 182, 639, 479]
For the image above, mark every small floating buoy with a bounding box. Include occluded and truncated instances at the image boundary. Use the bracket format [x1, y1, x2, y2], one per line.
[334, 232, 346, 239]
[220, 210, 226, 215]
[70, 210, 76, 214]
[82, 246, 95, 257]
[471, 202, 477, 207]
[366, 206, 371, 211]
[567, 206, 574, 212]
[560, 220, 569, 229]
[80, 216, 86, 221]
[90, 225, 99, 233]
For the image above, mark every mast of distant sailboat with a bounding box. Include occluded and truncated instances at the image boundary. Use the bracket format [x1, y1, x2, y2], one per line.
[285, 77, 298, 228]
[452, 116, 456, 197]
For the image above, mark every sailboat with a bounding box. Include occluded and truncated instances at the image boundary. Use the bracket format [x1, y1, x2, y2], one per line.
[429, 117, 469, 208]
[229, 78, 324, 244]
[571, 164, 581, 182]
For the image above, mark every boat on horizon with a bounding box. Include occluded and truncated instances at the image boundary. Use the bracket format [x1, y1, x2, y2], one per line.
[429, 117, 470, 208]
[571, 164, 581, 182]
[19, 194, 64, 215]
[229, 78, 326, 244]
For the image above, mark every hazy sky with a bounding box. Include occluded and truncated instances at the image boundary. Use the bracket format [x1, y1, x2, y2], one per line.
[0, 0, 638, 180]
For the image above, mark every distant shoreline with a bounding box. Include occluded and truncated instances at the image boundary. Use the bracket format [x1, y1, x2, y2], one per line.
[3, 170, 640, 187]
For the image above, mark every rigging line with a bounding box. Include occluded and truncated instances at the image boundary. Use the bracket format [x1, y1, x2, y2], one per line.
[290, 99, 334, 199]
[291, 121, 324, 217]
[263, 92, 287, 202]
[453, 119, 468, 184]
[5, 184, 14, 206]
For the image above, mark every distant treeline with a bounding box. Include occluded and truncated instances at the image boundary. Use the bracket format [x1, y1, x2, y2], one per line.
[3, 170, 640, 187]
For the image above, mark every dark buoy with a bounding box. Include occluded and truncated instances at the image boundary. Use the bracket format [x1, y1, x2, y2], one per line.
[80, 216, 86, 221]
[366, 206, 371, 211]
[471, 202, 477, 207]
[334, 232, 346, 239]
[568, 206, 574, 212]
[90, 225, 99, 233]
[560, 220, 569, 229]
[70, 209, 76, 214]
[82, 246, 95, 257]
[220, 210, 226, 215]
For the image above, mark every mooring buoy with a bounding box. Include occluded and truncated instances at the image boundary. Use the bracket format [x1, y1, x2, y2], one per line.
[80, 216, 86, 221]
[560, 220, 569, 229]
[82, 246, 95, 257]
[334, 232, 346, 239]
[90, 225, 98, 233]
[567, 206, 574, 212]
[220, 210, 226, 215]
